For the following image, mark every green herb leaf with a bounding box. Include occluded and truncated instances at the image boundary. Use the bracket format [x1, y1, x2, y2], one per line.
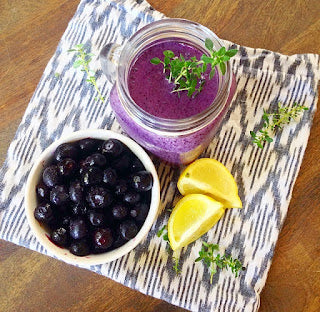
[225, 49, 238, 57]
[250, 102, 308, 148]
[209, 67, 215, 80]
[150, 57, 161, 65]
[68, 44, 105, 101]
[205, 38, 214, 51]
[163, 50, 175, 58]
[196, 242, 243, 283]
[173, 256, 181, 274]
[157, 225, 167, 237]
[219, 62, 226, 75]
[201, 55, 213, 64]
[150, 38, 238, 98]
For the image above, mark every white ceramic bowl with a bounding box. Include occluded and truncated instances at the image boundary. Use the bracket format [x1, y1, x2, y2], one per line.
[25, 129, 160, 266]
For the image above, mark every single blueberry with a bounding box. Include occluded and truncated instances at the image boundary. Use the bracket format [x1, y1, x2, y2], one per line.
[131, 171, 153, 192]
[34, 202, 55, 224]
[69, 217, 88, 239]
[111, 203, 128, 220]
[93, 228, 113, 249]
[51, 227, 69, 247]
[83, 153, 107, 167]
[101, 139, 124, 158]
[131, 202, 149, 222]
[58, 158, 76, 177]
[123, 191, 141, 205]
[54, 143, 78, 162]
[69, 181, 84, 203]
[120, 220, 138, 240]
[129, 157, 145, 173]
[50, 185, 69, 206]
[103, 167, 117, 187]
[78, 138, 102, 155]
[69, 240, 90, 256]
[86, 186, 113, 209]
[111, 153, 131, 174]
[43, 165, 60, 188]
[88, 211, 105, 227]
[81, 166, 103, 186]
[114, 180, 128, 197]
[36, 181, 50, 200]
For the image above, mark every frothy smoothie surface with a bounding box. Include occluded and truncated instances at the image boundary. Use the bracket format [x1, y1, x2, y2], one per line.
[128, 41, 219, 119]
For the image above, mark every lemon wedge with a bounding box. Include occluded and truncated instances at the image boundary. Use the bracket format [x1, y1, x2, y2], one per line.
[168, 194, 225, 250]
[177, 158, 242, 209]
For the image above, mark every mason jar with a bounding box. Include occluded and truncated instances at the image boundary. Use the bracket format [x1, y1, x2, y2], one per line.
[100, 18, 236, 165]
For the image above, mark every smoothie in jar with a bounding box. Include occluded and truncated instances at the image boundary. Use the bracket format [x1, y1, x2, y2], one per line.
[105, 19, 236, 165]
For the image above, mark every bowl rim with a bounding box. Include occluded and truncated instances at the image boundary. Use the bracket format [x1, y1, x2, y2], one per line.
[25, 129, 160, 266]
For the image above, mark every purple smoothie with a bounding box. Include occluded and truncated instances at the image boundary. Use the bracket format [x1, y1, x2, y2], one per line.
[128, 41, 219, 119]
[110, 40, 236, 164]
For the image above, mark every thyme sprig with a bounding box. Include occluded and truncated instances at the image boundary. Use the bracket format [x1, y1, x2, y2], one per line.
[157, 225, 169, 243]
[195, 242, 243, 284]
[68, 44, 105, 101]
[250, 102, 308, 148]
[150, 38, 237, 97]
[157, 225, 181, 274]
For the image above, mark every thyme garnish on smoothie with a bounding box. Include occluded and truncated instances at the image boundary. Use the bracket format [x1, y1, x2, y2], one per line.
[68, 44, 105, 101]
[150, 38, 237, 97]
[250, 102, 308, 148]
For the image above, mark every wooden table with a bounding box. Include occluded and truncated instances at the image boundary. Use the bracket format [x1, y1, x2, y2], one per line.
[0, 1, 319, 311]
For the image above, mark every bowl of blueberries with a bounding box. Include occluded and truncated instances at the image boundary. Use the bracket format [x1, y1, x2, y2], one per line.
[25, 129, 160, 265]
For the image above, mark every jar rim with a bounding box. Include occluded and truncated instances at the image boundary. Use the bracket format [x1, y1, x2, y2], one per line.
[117, 18, 232, 136]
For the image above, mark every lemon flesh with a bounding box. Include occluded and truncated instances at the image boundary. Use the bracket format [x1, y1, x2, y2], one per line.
[177, 158, 242, 209]
[168, 194, 225, 250]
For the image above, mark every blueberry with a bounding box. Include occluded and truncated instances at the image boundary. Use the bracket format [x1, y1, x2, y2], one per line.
[88, 211, 105, 227]
[78, 138, 101, 155]
[51, 227, 69, 247]
[129, 157, 145, 173]
[111, 203, 128, 220]
[131, 171, 153, 192]
[69, 240, 90, 256]
[61, 215, 71, 227]
[69, 181, 84, 203]
[54, 143, 78, 162]
[81, 166, 103, 186]
[111, 153, 131, 174]
[93, 228, 113, 249]
[113, 234, 127, 248]
[83, 153, 107, 167]
[103, 168, 117, 187]
[43, 165, 60, 188]
[130, 202, 149, 222]
[34, 202, 55, 224]
[101, 139, 124, 157]
[114, 180, 128, 197]
[36, 181, 50, 200]
[129, 209, 138, 218]
[120, 220, 138, 240]
[71, 203, 88, 216]
[58, 158, 76, 177]
[86, 186, 113, 209]
[50, 185, 69, 206]
[123, 191, 141, 205]
[69, 217, 88, 239]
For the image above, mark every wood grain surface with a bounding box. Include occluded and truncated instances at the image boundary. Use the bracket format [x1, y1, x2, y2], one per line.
[0, 1, 319, 311]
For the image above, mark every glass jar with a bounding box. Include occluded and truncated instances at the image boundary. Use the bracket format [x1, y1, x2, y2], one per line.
[100, 18, 236, 165]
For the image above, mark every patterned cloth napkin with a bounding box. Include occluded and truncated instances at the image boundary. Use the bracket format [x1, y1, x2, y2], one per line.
[0, 0, 319, 311]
